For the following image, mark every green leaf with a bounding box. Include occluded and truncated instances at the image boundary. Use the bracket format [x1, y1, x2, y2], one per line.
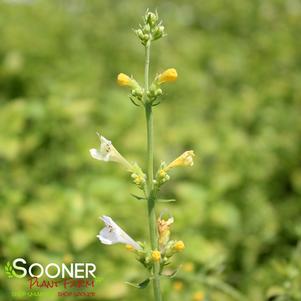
[125, 278, 150, 289]
[129, 96, 141, 107]
[157, 198, 176, 203]
[161, 268, 180, 278]
[131, 193, 146, 200]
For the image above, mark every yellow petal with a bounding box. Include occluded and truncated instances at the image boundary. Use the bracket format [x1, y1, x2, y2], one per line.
[117, 73, 131, 86]
[151, 250, 161, 262]
[165, 150, 195, 171]
[173, 240, 185, 252]
[158, 68, 178, 84]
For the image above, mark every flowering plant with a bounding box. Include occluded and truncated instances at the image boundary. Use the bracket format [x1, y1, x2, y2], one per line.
[90, 10, 194, 301]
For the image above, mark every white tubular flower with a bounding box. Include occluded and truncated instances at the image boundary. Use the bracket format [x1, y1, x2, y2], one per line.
[89, 133, 133, 171]
[97, 215, 142, 250]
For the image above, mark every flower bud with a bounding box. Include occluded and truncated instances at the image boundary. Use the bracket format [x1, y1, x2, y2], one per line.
[117, 73, 141, 93]
[144, 24, 151, 33]
[151, 250, 161, 262]
[159, 25, 165, 32]
[165, 240, 185, 257]
[125, 244, 135, 251]
[152, 26, 165, 40]
[155, 88, 163, 96]
[173, 240, 185, 252]
[157, 68, 178, 84]
[131, 164, 146, 190]
[158, 216, 174, 247]
[136, 29, 144, 39]
[117, 73, 131, 86]
[146, 12, 158, 26]
[164, 150, 195, 171]
[156, 168, 170, 187]
[135, 248, 152, 269]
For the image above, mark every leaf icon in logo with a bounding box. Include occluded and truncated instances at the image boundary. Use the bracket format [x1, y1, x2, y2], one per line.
[4, 262, 16, 279]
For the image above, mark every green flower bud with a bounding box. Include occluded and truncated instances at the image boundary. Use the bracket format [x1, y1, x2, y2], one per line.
[144, 24, 151, 33]
[134, 11, 166, 45]
[146, 12, 158, 26]
[153, 26, 165, 40]
[164, 240, 185, 258]
[136, 29, 144, 39]
[131, 163, 146, 190]
[155, 88, 163, 96]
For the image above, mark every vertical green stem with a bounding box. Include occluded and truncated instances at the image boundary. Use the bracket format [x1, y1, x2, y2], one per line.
[144, 41, 162, 301]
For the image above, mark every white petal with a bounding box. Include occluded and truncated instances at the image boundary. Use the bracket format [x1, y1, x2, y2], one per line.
[97, 227, 121, 244]
[101, 215, 120, 229]
[101, 215, 114, 225]
[96, 235, 113, 245]
[100, 135, 111, 145]
[90, 148, 104, 160]
[98, 215, 142, 250]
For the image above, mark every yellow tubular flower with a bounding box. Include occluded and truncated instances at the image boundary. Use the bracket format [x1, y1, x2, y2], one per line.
[173, 240, 185, 252]
[157, 68, 178, 84]
[117, 73, 131, 86]
[165, 150, 195, 171]
[151, 250, 161, 262]
[117, 73, 140, 90]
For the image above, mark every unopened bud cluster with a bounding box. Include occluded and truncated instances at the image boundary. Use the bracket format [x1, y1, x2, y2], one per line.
[131, 163, 146, 190]
[126, 216, 185, 273]
[134, 10, 165, 46]
[116, 11, 178, 107]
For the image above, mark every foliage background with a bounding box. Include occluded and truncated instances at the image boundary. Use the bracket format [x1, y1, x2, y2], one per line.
[0, 0, 301, 300]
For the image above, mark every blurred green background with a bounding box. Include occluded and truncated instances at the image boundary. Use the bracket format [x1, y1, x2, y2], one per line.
[0, 0, 301, 300]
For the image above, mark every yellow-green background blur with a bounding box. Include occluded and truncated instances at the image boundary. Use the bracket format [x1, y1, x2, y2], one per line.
[0, 0, 301, 300]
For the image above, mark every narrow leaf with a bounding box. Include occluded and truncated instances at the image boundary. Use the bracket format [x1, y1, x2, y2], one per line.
[131, 193, 146, 200]
[125, 278, 150, 289]
[157, 198, 176, 203]
[129, 97, 141, 107]
[162, 268, 180, 278]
